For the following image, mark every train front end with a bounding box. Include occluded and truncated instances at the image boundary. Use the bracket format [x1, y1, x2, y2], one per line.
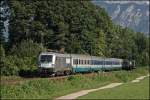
[38, 53, 55, 74]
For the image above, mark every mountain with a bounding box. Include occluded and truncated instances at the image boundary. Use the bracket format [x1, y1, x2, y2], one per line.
[92, 1, 149, 36]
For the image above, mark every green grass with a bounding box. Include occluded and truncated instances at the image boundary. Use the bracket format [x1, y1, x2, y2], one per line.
[1, 67, 149, 99]
[1, 76, 111, 99]
[78, 77, 149, 99]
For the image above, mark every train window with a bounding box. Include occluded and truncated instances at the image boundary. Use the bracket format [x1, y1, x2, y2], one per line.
[113, 61, 119, 65]
[109, 61, 112, 65]
[83, 60, 85, 65]
[79, 60, 81, 65]
[91, 60, 94, 65]
[105, 61, 108, 65]
[86, 60, 88, 64]
[73, 59, 75, 64]
[92, 60, 94, 65]
[96, 60, 98, 65]
[98, 61, 102, 65]
[113, 61, 115, 65]
[95, 60, 97, 65]
[82, 60, 84, 65]
[81, 60, 83, 65]
[85, 60, 87, 65]
[80, 60, 82, 65]
[105, 61, 112, 65]
[97, 61, 99, 65]
[94, 60, 97, 65]
[117, 62, 120, 65]
[93, 60, 98, 65]
[73, 59, 78, 64]
[101, 61, 103, 65]
[87, 60, 89, 65]
[40, 55, 53, 63]
[94, 60, 96, 65]
[95, 60, 98, 65]
[86, 60, 88, 65]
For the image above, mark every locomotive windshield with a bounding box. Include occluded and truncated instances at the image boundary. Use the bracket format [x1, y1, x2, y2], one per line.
[40, 55, 53, 63]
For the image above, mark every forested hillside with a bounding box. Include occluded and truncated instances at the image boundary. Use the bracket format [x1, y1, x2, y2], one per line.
[0, 0, 149, 75]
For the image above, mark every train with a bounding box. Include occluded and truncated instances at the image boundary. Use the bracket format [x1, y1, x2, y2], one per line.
[38, 52, 135, 75]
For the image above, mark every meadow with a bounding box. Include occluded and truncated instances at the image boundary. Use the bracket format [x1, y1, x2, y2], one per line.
[78, 77, 149, 99]
[1, 67, 149, 99]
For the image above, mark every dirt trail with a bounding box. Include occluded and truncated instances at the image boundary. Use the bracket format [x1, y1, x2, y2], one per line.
[56, 74, 149, 99]
[56, 83, 123, 99]
[131, 74, 149, 83]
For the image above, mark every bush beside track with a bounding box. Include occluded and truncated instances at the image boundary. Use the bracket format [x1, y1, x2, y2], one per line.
[1, 67, 149, 99]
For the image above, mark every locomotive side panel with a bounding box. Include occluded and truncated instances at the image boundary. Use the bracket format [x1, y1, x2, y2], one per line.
[55, 57, 72, 72]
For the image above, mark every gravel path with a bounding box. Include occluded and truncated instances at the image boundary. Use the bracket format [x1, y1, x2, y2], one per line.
[131, 74, 149, 83]
[56, 83, 123, 99]
[56, 74, 149, 99]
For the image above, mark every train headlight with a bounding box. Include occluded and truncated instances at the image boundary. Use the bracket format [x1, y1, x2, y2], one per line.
[51, 64, 54, 66]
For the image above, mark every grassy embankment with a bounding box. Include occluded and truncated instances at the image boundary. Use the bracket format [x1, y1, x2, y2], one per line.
[1, 67, 149, 99]
[78, 77, 149, 99]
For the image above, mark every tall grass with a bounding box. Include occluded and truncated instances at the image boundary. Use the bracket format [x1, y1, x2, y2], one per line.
[1, 67, 149, 99]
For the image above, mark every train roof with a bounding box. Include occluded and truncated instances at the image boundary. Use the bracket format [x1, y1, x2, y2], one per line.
[39, 52, 123, 61]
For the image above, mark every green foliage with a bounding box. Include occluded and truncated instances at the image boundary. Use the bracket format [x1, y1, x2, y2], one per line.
[1, 55, 19, 75]
[1, 40, 45, 75]
[0, 45, 6, 73]
[0, 44, 5, 59]
[134, 32, 149, 66]
[10, 40, 45, 58]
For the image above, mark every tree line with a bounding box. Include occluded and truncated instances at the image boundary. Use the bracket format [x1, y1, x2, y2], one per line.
[0, 0, 149, 75]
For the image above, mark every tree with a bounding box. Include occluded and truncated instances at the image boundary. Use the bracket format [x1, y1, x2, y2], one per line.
[134, 32, 149, 66]
[0, 44, 5, 63]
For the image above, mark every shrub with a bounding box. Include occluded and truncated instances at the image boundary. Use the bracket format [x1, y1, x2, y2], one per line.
[1, 40, 45, 76]
[1, 56, 19, 75]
